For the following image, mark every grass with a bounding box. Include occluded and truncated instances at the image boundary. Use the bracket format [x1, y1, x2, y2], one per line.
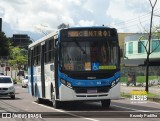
[120, 76, 159, 83]
[121, 92, 131, 98]
[147, 92, 160, 98]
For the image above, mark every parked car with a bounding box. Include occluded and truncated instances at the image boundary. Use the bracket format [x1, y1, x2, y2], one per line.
[22, 75, 28, 88]
[0, 72, 4, 75]
[0, 75, 15, 99]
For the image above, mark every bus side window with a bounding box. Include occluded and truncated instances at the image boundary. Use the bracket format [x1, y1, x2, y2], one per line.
[51, 39, 55, 61]
[50, 64, 54, 71]
[54, 34, 58, 48]
[54, 39, 58, 48]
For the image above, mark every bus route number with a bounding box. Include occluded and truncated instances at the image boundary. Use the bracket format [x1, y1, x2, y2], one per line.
[68, 30, 111, 37]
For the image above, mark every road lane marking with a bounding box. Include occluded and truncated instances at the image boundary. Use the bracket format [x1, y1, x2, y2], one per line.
[32, 102, 99, 121]
[111, 104, 149, 112]
[0, 110, 7, 112]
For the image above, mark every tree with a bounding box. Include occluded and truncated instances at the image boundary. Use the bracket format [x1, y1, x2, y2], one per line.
[139, 0, 159, 93]
[0, 32, 10, 56]
[8, 47, 28, 72]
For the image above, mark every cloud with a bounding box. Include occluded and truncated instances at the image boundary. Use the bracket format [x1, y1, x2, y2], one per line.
[2, 22, 14, 37]
[106, 0, 156, 20]
[0, 7, 5, 16]
[106, 0, 160, 32]
[78, 20, 95, 26]
[0, 0, 160, 40]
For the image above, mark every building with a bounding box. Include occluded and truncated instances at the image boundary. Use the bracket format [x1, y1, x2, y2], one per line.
[116, 32, 160, 84]
[118, 33, 134, 63]
[124, 33, 160, 66]
[12, 34, 32, 49]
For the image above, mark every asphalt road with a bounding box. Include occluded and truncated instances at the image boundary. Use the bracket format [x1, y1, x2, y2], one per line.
[0, 84, 160, 121]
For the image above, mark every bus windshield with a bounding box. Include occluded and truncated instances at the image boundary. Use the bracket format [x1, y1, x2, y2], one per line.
[60, 39, 119, 71]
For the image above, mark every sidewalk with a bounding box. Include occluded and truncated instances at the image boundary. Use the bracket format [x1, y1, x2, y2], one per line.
[121, 85, 160, 95]
[120, 85, 160, 103]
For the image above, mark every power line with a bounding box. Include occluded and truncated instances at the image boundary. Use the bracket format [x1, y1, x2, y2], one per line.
[111, 9, 160, 31]
[114, 8, 160, 27]
[117, 18, 151, 30]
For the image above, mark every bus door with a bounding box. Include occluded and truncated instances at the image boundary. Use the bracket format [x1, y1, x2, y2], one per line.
[54, 38, 59, 99]
[41, 43, 46, 98]
[30, 49, 34, 96]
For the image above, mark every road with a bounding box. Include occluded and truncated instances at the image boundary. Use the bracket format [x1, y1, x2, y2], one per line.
[0, 84, 160, 121]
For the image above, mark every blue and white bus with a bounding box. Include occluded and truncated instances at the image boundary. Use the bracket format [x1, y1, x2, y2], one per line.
[28, 26, 120, 108]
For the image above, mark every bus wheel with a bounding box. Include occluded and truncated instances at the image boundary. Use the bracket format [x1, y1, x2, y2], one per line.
[101, 99, 111, 109]
[11, 95, 15, 99]
[37, 98, 43, 104]
[35, 86, 42, 104]
[51, 89, 60, 109]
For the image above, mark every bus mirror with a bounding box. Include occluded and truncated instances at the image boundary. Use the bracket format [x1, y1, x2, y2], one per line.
[50, 64, 54, 71]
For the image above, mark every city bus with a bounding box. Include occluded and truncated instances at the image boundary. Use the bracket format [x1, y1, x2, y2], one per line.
[28, 26, 120, 109]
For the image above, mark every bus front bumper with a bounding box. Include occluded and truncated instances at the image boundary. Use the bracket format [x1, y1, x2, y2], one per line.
[58, 83, 120, 101]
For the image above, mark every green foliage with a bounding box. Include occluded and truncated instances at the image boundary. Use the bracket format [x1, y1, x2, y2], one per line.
[120, 76, 159, 83]
[0, 32, 10, 56]
[0, 31, 28, 72]
[8, 46, 28, 70]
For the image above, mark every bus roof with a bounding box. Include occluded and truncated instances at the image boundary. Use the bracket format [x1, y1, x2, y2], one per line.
[28, 31, 57, 48]
[28, 26, 116, 48]
[69, 26, 110, 29]
[62, 26, 114, 30]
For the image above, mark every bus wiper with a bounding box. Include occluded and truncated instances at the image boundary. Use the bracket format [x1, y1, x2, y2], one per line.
[75, 41, 86, 54]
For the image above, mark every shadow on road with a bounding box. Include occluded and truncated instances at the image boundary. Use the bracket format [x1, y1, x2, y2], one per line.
[0, 97, 22, 100]
[34, 99, 113, 111]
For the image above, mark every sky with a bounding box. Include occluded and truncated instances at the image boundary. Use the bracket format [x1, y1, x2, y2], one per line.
[0, 0, 160, 40]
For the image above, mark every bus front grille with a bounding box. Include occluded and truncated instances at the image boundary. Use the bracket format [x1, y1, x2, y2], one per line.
[76, 94, 108, 97]
[73, 86, 110, 94]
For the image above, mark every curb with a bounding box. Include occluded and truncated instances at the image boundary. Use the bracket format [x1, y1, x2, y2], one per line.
[147, 97, 160, 103]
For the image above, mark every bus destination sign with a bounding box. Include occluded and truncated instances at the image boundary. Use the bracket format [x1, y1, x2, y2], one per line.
[68, 30, 112, 37]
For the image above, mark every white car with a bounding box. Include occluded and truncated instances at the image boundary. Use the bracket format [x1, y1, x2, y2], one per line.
[0, 72, 4, 75]
[22, 75, 28, 88]
[0, 76, 15, 99]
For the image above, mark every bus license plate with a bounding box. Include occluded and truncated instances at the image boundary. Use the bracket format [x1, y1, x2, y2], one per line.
[87, 89, 97, 93]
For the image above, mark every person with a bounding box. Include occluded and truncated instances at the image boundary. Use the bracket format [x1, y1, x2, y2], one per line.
[100, 45, 108, 65]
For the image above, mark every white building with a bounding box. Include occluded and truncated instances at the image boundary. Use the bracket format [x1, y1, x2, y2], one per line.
[124, 34, 160, 66]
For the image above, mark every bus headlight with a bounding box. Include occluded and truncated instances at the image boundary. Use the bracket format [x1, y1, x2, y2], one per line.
[111, 81, 116, 87]
[66, 82, 72, 88]
[111, 78, 119, 88]
[116, 78, 119, 83]
[60, 78, 72, 89]
[60, 78, 66, 85]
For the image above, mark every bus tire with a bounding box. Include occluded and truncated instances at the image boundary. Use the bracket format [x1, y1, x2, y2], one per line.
[51, 87, 61, 109]
[51, 95, 61, 109]
[37, 98, 43, 104]
[11, 95, 15, 99]
[101, 99, 111, 109]
[54, 100, 61, 109]
[35, 85, 43, 104]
